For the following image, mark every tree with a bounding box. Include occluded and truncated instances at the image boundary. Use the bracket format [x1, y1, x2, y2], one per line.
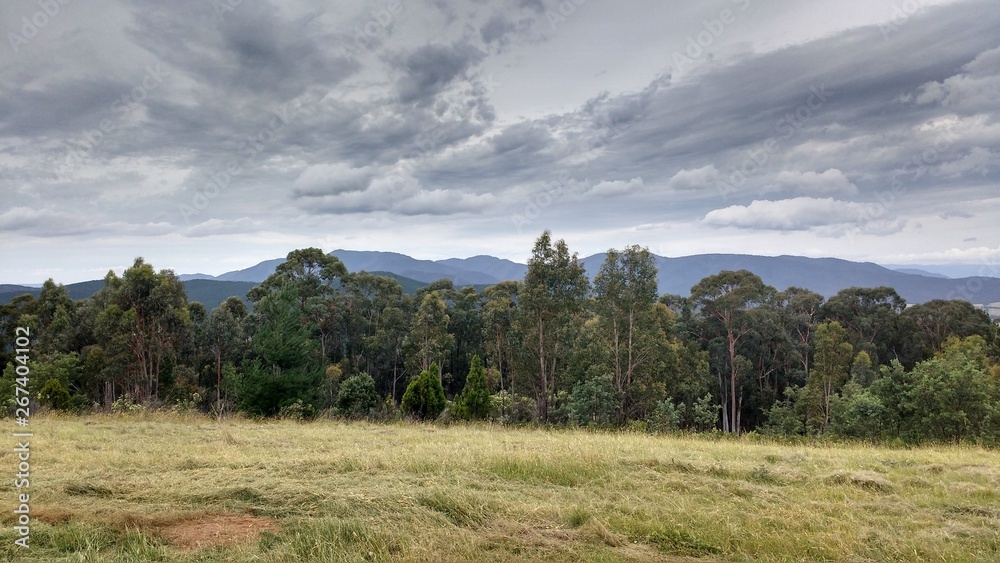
[691, 270, 773, 434]
[94, 258, 191, 403]
[903, 336, 997, 442]
[593, 245, 660, 425]
[233, 286, 324, 417]
[454, 355, 491, 420]
[805, 321, 854, 433]
[406, 291, 454, 375]
[821, 287, 905, 366]
[336, 373, 379, 418]
[520, 231, 589, 422]
[900, 299, 995, 366]
[781, 287, 824, 378]
[250, 248, 349, 364]
[205, 297, 246, 411]
[30, 279, 77, 355]
[567, 369, 619, 427]
[401, 362, 446, 420]
[482, 281, 521, 415]
[850, 351, 874, 387]
[248, 248, 347, 307]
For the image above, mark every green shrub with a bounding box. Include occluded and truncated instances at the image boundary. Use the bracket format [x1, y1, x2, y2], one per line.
[335, 373, 379, 418]
[454, 355, 492, 420]
[39, 379, 72, 411]
[401, 363, 446, 420]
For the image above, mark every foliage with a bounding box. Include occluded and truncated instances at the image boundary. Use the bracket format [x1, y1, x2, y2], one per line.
[38, 378, 72, 411]
[336, 373, 380, 419]
[521, 231, 589, 422]
[8, 238, 1000, 447]
[567, 370, 620, 427]
[401, 362, 446, 420]
[454, 355, 492, 420]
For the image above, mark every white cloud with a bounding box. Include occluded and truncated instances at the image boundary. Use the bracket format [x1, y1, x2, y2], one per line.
[667, 165, 719, 191]
[704, 197, 876, 231]
[914, 46, 1000, 112]
[588, 177, 644, 197]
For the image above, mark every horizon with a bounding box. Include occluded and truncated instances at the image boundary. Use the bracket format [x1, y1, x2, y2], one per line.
[5, 245, 1000, 287]
[2, 1, 999, 284]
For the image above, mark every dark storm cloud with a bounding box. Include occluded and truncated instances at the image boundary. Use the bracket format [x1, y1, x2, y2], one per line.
[2, 0, 998, 284]
[390, 42, 487, 104]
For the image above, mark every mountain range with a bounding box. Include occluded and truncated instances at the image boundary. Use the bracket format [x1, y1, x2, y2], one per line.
[4, 251, 1000, 315]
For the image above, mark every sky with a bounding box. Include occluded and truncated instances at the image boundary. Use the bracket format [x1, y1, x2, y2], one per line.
[1, 0, 999, 284]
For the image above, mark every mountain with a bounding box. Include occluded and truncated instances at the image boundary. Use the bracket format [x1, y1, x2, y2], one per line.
[8, 252, 1000, 312]
[892, 268, 950, 279]
[203, 250, 1000, 307]
[0, 280, 257, 311]
[330, 250, 503, 286]
[214, 258, 284, 282]
[209, 250, 525, 287]
[435, 255, 528, 282]
[882, 263, 1000, 279]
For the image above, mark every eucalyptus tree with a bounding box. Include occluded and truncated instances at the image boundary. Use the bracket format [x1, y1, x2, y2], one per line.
[690, 270, 774, 434]
[249, 248, 349, 366]
[900, 299, 995, 366]
[593, 245, 661, 424]
[93, 258, 191, 403]
[406, 291, 454, 376]
[205, 297, 247, 411]
[821, 286, 906, 366]
[481, 281, 521, 401]
[520, 231, 589, 422]
[782, 287, 825, 378]
[804, 321, 854, 432]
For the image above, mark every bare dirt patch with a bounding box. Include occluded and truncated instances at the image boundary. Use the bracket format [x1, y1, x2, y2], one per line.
[158, 514, 279, 550]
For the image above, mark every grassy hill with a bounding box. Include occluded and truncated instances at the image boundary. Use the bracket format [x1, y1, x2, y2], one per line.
[3, 414, 998, 561]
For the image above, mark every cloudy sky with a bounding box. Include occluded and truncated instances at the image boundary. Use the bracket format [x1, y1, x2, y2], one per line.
[1, 0, 998, 284]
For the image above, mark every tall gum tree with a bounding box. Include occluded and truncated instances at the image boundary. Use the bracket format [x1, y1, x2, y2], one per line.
[520, 231, 589, 422]
[94, 258, 190, 403]
[691, 270, 774, 434]
[593, 245, 660, 425]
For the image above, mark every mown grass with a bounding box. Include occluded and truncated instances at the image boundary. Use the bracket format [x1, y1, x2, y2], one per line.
[0, 412, 998, 561]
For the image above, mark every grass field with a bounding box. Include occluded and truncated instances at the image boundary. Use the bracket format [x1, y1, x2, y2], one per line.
[0, 414, 998, 562]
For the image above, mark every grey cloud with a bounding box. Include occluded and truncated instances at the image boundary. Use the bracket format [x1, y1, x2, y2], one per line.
[703, 197, 905, 236]
[391, 42, 487, 104]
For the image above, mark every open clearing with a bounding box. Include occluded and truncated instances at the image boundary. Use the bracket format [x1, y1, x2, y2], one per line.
[0, 414, 998, 561]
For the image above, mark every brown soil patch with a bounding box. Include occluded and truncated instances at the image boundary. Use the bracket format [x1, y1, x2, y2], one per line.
[158, 514, 279, 550]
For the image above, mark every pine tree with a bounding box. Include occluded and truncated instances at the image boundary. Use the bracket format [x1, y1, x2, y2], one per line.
[455, 355, 491, 419]
[401, 362, 446, 420]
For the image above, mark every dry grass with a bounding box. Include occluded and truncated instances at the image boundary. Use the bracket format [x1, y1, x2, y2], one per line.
[0, 412, 998, 561]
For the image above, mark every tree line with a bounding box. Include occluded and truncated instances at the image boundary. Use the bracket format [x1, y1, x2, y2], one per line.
[3, 231, 1000, 444]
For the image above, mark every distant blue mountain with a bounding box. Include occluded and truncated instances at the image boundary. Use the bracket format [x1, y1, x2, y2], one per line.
[7, 252, 1000, 310]
[205, 250, 1000, 306]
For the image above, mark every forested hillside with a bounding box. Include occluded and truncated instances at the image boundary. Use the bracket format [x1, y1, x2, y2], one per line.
[3, 232, 999, 443]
